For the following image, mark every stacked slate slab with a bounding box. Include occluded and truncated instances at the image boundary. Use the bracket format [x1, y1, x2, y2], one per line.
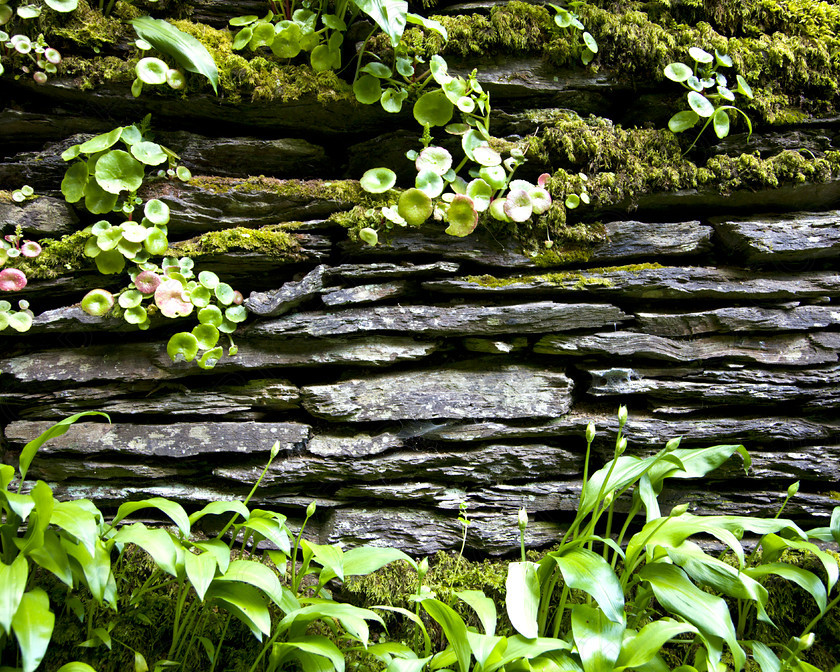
[2, 0, 840, 556]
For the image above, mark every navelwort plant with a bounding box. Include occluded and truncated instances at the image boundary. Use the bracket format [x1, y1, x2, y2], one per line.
[0, 0, 68, 82]
[548, 1, 597, 65]
[1, 215, 42, 332]
[59, 116, 245, 367]
[665, 47, 754, 153]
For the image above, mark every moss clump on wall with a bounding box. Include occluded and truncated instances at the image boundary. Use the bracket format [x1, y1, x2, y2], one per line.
[59, 54, 137, 90]
[464, 263, 662, 288]
[50, 0, 130, 50]
[6, 229, 90, 279]
[528, 111, 840, 210]
[170, 21, 354, 104]
[170, 225, 303, 258]
[187, 176, 369, 204]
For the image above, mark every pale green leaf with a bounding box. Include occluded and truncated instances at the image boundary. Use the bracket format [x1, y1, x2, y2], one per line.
[571, 604, 624, 672]
[505, 561, 540, 638]
[11, 588, 54, 672]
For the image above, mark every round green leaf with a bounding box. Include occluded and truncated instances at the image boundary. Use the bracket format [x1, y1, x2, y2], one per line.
[271, 23, 302, 58]
[416, 147, 452, 176]
[232, 26, 253, 50]
[664, 62, 692, 82]
[736, 74, 753, 98]
[506, 189, 533, 222]
[215, 283, 235, 305]
[197, 346, 224, 369]
[466, 178, 492, 212]
[397, 188, 433, 226]
[687, 91, 715, 118]
[415, 169, 444, 198]
[124, 305, 148, 325]
[360, 167, 396, 194]
[225, 305, 248, 323]
[8, 311, 33, 332]
[249, 21, 275, 49]
[413, 90, 454, 127]
[565, 193, 581, 209]
[45, 0, 77, 11]
[120, 222, 149, 243]
[167, 332, 199, 362]
[717, 85, 735, 102]
[136, 57, 168, 85]
[230, 14, 258, 26]
[96, 227, 124, 251]
[131, 141, 168, 166]
[380, 87, 407, 113]
[715, 49, 733, 67]
[81, 289, 114, 316]
[198, 270, 220, 289]
[176, 166, 191, 181]
[144, 199, 170, 225]
[668, 110, 700, 132]
[445, 195, 478, 237]
[689, 47, 713, 64]
[189, 285, 212, 308]
[95, 249, 126, 274]
[83, 236, 101, 258]
[473, 145, 502, 167]
[198, 305, 223, 327]
[144, 228, 169, 255]
[310, 44, 332, 71]
[353, 75, 382, 105]
[192, 323, 220, 349]
[360, 62, 391, 78]
[713, 108, 730, 138]
[119, 289, 144, 309]
[95, 150, 145, 194]
[478, 165, 506, 190]
[61, 162, 88, 203]
[359, 227, 378, 246]
[582, 31, 598, 53]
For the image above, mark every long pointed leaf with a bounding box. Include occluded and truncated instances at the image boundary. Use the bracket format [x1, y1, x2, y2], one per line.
[552, 549, 624, 624]
[351, 0, 407, 47]
[11, 588, 55, 672]
[419, 598, 471, 672]
[457, 589, 497, 636]
[185, 551, 217, 602]
[207, 581, 271, 639]
[615, 619, 697, 670]
[506, 561, 540, 638]
[19, 412, 109, 482]
[112, 497, 191, 537]
[0, 555, 28, 635]
[571, 605, 624, 672]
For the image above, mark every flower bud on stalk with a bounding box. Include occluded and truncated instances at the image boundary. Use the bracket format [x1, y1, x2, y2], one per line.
[585, 422, 595, 444]
[518, 507, 528, 532]
[618, 405, 628, 427]
[306, 500, 317, 518]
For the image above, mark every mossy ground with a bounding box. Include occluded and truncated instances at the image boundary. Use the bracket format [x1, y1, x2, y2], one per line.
[464, 262, 663, 288]
[171, 224, 303, 259]
[7, 229, 90, 279]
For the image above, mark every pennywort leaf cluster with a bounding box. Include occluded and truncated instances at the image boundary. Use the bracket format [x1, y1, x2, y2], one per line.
[1, 214, 42, 332]
[0, 0, 67, 82]
[665, 47, 754, 153]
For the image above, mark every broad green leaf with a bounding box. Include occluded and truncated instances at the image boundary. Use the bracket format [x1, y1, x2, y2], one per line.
[687, 91, 714, 117]
[505, 561, 539, 638]
[360, 167, 396, 193]
[5, 491, 35, 521]
[414, 89, 454, 126]
[744, 564, 826, 614]
[112, 497, 190, 536]
[466, 631, 506, 672]
[130, 17, 219, 93]
[457, 590, 497, 636]
[418, 598, 470, 672]
[84, 179, 118, 215]
[79, 127, 124, 154]
[551, 549, 624, 624]
[353, 75, 382, 104]
[207, 581, 271, 639]
[406, 12, 447, 40]
[185, 551, 217, 601]
[750, 641, 781, 672]
[668, 110, 700, 133]
[352, 0, 407, 47]
[667, 546, 770, 622]
[615, 619, 697, 670]
[193, 539, 232, 575]
[713, 108, 730, 138]
[51, 500, 100, 556]
[571, 605, 624, 672]
[19, 412, 109, 483]
[328, 546, 416, 581]
[689, 47, 713, 63]
[273, 635, 345, 672]
[16, 480, 54, 554]
[56, 664, 99, 672]
[0, 555, 28, 636]
[189, 500, 250, 526]
[61, 162, 88, 202]
[493, 636, 574, 669]
[167, 332, 199, 362]
[131, 141, 167, 165]
[639, 563, 744, 671]
[113, 523, 180, 577]
[214, 559, 290, 610]
[760, 535, 838, 593]
[95, 150, 145, 194]
[27, 530, 73, 587]
[11, 588, 54, 672]
[279, 602, 383, 645]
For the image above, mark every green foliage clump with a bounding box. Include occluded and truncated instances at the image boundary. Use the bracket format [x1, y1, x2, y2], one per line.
[6, 229, 90, 279]
[168, 20, 353, 104]
[171, 225, 303, 258]
[50, 0, 128, 50]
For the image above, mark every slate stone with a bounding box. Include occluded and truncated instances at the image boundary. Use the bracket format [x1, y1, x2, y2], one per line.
[416, 413, 839, 448]
[2, 378, 300, 419]
[301, 362, 573, 421]
[250, 301, 629, 338]
[245, 265, 328, 317]
[306, 432, 403, 458]
[0, 305, 173, 336]
[535, 331, 840, 366]
[159, 132, 329, 178]
[462, 337, 529, 354]
[215, 441, 582, 486]
[326, 261, 461, 280]
[27, 459, 201, 481]
[0, 196, 78, 237]
[0, 108, 110, 150]
[147, 181, 354, 236]
[321, 281, 410, 306]
[3, 421, 310, 457]
[713, 444, 840, 482]
[635, 305, 840, 337]
[0, 337, 439, 386]
[424, 266, 840, 300]
[590, 220, 712, 262]
[585, 364, 840, 410]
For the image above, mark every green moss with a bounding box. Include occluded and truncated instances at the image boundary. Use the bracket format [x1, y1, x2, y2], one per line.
[51, 0, 127, 50]
[60, 54, 136, 90]
[7, 229, 90, 279]
[188, 176, 369, 203]
[170, 20, 354, 104]
[465, 262, 664, 288]
[171, 225, 303, 258]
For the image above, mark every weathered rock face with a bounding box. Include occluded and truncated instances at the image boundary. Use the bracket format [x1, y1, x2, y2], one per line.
[3, 0, 840, 558]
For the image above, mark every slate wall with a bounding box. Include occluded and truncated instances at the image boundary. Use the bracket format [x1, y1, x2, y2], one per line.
[2, 0, 840, 555]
